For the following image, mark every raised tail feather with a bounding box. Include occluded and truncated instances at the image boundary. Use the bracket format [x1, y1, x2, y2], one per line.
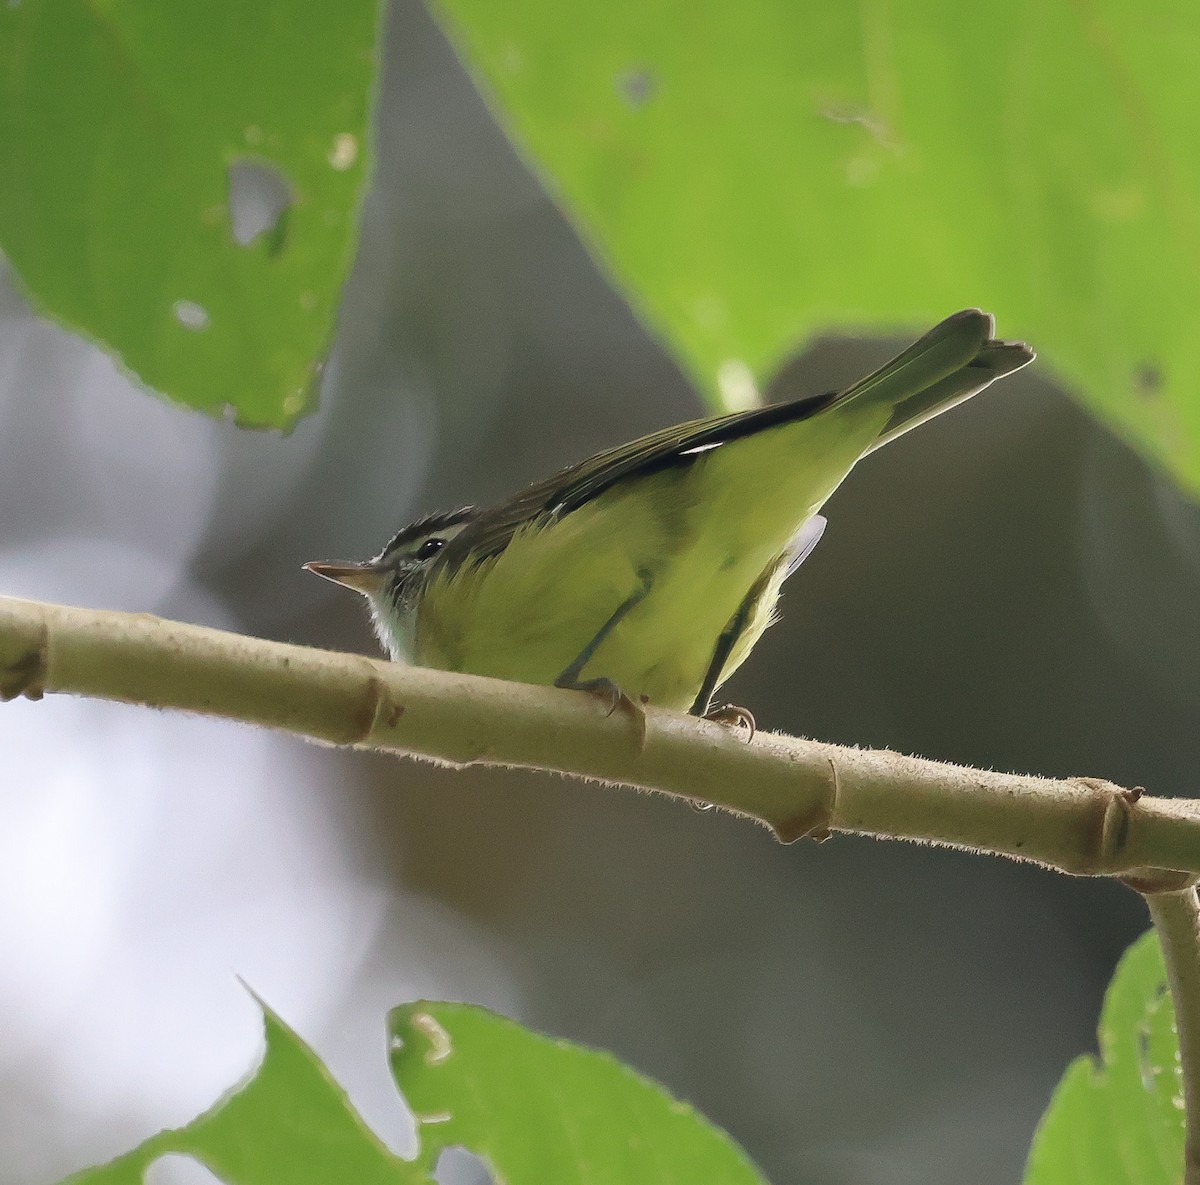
[828, 308, 1035, 454]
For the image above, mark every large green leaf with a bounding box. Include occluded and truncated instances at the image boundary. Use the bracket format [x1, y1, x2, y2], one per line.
[430, 0, 1200, 491]
[0, 0, 382, 427]
[56, 999, 767, 1185]
[390, 1000, 769, 1184]
[1024, 930, 1185, 1185]
[58, 1004, 427, 1185]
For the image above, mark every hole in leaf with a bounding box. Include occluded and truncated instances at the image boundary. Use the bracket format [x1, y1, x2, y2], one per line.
[173, 300, 210, 331]
[435, 1147, 496, 1185]
[227, 159, 292, 253]
[616, 68, 657, 108]
[328, 132, 358, 171]
[144, 1154, 229, 1185]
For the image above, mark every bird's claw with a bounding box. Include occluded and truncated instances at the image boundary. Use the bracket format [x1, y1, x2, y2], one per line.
[578, 677, 647, 748]
[703, 703, 756, 742]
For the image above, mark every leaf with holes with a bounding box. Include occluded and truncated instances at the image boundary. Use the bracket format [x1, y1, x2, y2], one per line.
[1024, 930, 1185, 1184]
[0, 0, 383, 427]
[390, 1001, 769, 1184]
[430, 0, 1200, 492]
[56, 1004, 428, 1185]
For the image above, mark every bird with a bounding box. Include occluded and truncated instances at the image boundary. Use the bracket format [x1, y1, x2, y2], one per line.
[306, 309, 1033, 733]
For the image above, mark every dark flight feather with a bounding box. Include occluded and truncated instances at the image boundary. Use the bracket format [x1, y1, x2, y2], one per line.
[440, 310, 1032, 570]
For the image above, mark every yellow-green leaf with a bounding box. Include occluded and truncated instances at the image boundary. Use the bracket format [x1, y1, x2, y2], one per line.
[432, 0, 1200, 491]
[1025, 931, 1185, 1185]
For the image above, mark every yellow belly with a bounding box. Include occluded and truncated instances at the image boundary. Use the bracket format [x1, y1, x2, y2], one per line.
[414, 402, 884, 710]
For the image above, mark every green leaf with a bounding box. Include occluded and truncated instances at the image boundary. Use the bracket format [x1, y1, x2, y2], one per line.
[57, 999, 768, 1185]
[429, 0, 1200, 492]
[0, 0, 383, 427]
[1024, 930, 1185, 1185]
[58, 1003, 428, 1185]
[389, 1000, 769, 1184]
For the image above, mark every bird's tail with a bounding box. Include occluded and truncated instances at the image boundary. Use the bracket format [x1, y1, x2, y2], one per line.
[826, 309, 1035, 454]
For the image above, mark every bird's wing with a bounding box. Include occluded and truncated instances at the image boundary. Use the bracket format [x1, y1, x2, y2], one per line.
[444, 389, 840, 564]
[445, 309, 1031, 566]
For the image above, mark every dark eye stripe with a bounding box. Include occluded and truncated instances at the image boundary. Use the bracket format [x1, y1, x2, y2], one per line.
[379, 507, 476, 565]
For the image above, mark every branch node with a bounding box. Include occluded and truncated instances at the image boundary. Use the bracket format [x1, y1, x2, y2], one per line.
[0, 617, 48, 702]
[1085, 775, 1148, 873]
[337, 665, 392, 745]
[1121, 868, 1199, 895]
[378, 691, 406, 730]
[774, 756, 839, 844]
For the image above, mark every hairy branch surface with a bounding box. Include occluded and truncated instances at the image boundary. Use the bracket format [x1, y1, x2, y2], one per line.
[2, 595, 1198, 882]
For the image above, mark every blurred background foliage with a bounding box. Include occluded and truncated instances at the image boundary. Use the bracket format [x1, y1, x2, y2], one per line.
[2, 1, 1199, 1184]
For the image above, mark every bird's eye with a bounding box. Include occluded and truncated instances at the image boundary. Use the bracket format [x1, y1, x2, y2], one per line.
[416, 537, 445, 560]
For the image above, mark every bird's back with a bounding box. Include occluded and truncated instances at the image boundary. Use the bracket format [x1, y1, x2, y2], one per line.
[415, 310, 1033, 709]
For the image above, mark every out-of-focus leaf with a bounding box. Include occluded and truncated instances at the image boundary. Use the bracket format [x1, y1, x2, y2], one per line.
[430, 0, 1200, 492]
[0, 0, 383, 427]
[389, 1000, 769, 1184]
[1024, 930, 1184, 1184]
[58, 1004, 428, 1185]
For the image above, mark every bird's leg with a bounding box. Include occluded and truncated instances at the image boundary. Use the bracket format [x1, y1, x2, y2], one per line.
[690, 575, 768, 742]
[555, 570, 653, 732]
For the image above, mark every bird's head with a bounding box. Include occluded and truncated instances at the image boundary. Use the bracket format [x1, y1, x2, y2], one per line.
[305, 507, 477, 658]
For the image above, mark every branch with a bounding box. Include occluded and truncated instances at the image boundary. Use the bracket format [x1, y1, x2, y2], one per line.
[2, 594, 1199, 879]
[1145, 888, 1200, 1185]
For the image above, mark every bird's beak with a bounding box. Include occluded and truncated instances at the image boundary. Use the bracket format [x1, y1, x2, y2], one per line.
[303, 560, 386, 596]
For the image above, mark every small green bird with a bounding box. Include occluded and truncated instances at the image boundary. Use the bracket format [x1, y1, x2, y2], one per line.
[307, 310, 1032, 729]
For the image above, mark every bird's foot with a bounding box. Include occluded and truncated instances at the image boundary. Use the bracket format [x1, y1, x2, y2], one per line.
[563, 676, 647, 748]
[703, 702, 756, 743]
